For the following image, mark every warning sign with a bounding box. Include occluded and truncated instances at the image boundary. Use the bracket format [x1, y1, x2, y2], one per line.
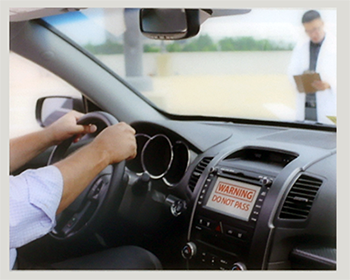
[205, 177, 261, 221]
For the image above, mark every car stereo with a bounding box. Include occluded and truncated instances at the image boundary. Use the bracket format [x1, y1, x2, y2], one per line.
[184, 164, 275, 270]
[205, 177, 261, 222]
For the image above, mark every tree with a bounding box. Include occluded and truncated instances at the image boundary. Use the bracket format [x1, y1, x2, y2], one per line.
[144, 44, 161, 52]
[182, 34, 217, 52]
[85, 35, 294, 54]
[84, 39, 123, 54]
[166, 42, 183, 52]
[218, 36, 294, 51]
[218, 38, 236, 51]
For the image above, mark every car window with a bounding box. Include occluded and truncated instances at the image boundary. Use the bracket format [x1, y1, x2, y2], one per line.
[9, 52, 82, 138]
[43, 8, 336, 125]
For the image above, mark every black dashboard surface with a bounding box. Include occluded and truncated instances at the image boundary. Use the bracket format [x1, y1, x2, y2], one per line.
[16, 118, 336, 271]
[126, 120, 336, 270]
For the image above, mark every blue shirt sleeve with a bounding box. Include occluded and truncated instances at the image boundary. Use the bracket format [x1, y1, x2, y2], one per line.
[10, 165, 63, 251]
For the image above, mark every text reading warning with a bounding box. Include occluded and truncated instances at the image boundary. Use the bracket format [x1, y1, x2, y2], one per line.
[205, 177, 261, 221]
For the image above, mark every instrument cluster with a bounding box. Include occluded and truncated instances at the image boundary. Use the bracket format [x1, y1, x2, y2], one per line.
[126, 133, 190, 187]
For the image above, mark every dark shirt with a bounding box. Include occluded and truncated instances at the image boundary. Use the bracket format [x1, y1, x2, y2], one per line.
[309, 38, 324, 71]
[305, 37, 324, 121]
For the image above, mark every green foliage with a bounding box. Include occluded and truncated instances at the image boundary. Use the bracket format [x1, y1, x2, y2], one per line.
[84, 39, 123, 54]
[163, 35, 294, 52]
[218, 38, 236, 51]
[182, 34, 217, 52]
[166, 43, 183, 52]
[144, 45, 161, 53]
[84, 35, 294, 54]
[218, 37, 294, 51]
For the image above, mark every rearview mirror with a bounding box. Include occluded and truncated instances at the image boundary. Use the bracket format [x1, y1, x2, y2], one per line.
[140, 9, 201, 40]
[36, 96, 84, 127]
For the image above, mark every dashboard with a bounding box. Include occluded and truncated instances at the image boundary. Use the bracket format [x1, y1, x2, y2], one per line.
[122, 120, 336, 270]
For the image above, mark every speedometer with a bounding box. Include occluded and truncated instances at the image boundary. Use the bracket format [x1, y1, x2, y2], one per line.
[126, 134, 150, 174]
[142, 134, 173, 179]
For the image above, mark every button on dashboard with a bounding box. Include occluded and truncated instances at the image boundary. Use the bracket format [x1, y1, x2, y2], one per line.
[224, 225, 247, 240]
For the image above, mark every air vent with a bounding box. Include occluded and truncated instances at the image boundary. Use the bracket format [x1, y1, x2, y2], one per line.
[279, 175, 322, 220]
[188, 157, 213, 192]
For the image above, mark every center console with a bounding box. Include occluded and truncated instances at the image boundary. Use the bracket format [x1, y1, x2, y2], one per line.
[182, 148, 297, 270]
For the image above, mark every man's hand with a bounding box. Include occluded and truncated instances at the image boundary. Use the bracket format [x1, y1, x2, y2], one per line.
[90, 122, 137, 164]
[46, 111, 97, 145]
[311, 80, 331, 91]
[48, 112, 137, 164]
[10, 110, 97, 173]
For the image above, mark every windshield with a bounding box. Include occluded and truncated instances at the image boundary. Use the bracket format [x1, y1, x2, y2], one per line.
[43, 8, 336, 126]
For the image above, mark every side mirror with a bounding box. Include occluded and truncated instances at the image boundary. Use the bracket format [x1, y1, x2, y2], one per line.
[36, 96, 84, 127]
[139, 9, 201, 40]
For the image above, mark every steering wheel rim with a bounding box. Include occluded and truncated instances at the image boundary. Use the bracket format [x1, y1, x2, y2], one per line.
[48, 111, 127, 241]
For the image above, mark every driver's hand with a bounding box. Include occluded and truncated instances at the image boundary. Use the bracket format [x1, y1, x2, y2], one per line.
[46, 111, 97, 145]
[91, 122, 137, 164]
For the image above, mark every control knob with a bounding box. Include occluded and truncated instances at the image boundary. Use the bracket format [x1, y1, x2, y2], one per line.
[170, 200, 187, 217]
[261, 176, 272, 187]
[181, 242, 197, 260]
[209, 167, 218, 175]
[231, 262, 247, 270]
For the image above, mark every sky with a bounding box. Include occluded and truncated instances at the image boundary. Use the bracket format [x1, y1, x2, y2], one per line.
[44, 8, 337, 46]
[200, 8, 337, 43]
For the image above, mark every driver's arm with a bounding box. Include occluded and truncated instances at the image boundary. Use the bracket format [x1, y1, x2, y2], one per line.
[54, 122, 136, 214]
[10, 119, 135, 260]
[10, 111, 96, 173]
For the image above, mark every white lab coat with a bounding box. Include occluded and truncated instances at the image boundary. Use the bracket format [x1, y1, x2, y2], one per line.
[288, 33, 336, 124]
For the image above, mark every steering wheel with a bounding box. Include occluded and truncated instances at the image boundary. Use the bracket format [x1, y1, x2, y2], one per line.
[47, 111, 127, 241]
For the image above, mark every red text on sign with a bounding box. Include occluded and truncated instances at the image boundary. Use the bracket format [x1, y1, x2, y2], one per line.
[215, 181, 256, 202]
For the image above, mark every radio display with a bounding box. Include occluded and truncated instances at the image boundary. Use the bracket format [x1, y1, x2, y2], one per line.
[204, 177, 261, 221]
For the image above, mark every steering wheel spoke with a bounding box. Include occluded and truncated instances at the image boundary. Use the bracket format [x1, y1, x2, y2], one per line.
[60, 201, 94, 237]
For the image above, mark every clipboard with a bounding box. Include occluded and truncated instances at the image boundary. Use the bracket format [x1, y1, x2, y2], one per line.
[293, 72, 321, 94]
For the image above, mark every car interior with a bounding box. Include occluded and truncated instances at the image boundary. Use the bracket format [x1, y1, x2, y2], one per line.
[8, 7, 339, 272]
